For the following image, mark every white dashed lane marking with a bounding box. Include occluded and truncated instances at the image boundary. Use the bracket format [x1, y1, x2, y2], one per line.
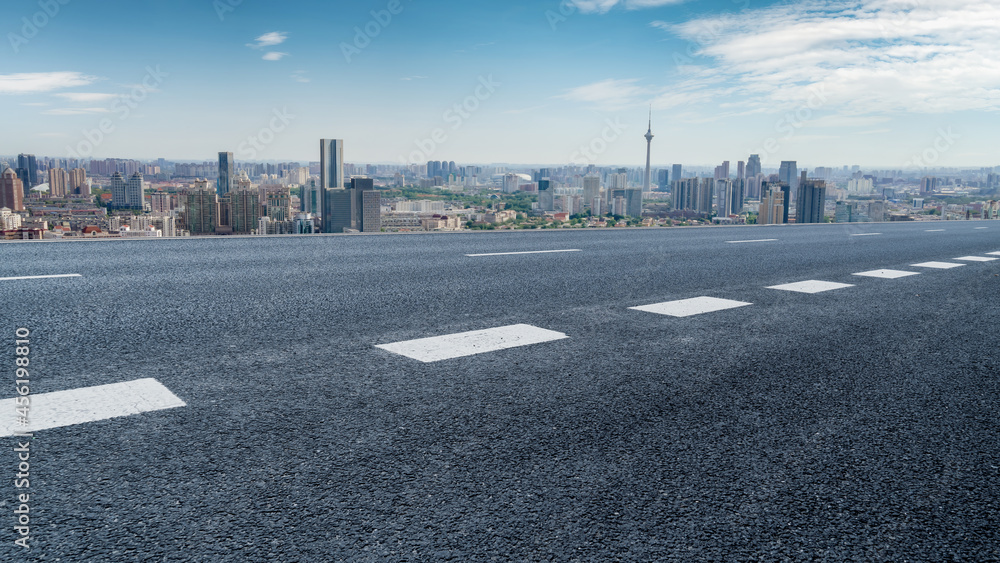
[725, 239, 778, 244]
[926, 229, 945, 232]
[853, 269, 921, 279]
[851, 233, 882, 237]
[376, 324, 569, 363]
[0, 378, 186, 437]
[954, 256, 998, 262]
[0, 274, 82, 282]
[630, 297, 753, 318]
[767, 280, 855, 294]
[466, 250, 581, 257]
[912, 262, 967, 269]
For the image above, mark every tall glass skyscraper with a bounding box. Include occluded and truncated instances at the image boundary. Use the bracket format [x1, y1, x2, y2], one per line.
[320, 139, 344, 190]
[217, 152, 234, 197]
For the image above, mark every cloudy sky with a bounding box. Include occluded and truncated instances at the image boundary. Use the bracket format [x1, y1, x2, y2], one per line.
[2, 0, 998, 168]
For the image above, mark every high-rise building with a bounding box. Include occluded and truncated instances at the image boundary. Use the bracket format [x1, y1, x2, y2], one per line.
[1, 206, 23, 230]
[17, 154, 37, 189]
[301, 179, 321, 214]
[538, 179, 554, 212]
[737, 161, 746, 180]
[759, 187, 786, 225]
[260, 185, 292, 221]
[69, 167, 88, 196]
[110, 172, 145, 209]
[779, 161, 798, 198]
[717, 180, 734, 217]
[583, 176, 601, 211]
[672, 164, 682, 185]
[322, 177, 380, 233]
[747, 154, 762, 179]
[48, 168, 68, 198]
[229, 188, 261, 234]
[795, 173, 827, 224]
[217, 152, 234, 197]
[697, 178, 714, 215]
[643, 110, 654, 192]
[502, 173, 520, 194]
[0, 167, 25, 211]
[672, 178, 697, 211]
[180, 187, 219, 235]
[763, 181, 791, 223]
[656, 169, 670, 192]
[320, 139, 345, 226]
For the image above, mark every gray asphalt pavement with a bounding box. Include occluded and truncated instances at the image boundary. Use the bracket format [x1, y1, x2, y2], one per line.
[1, 221, 998, 561]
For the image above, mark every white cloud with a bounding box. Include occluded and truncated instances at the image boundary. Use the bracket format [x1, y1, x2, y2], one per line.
[400, 75, 428, 81]
[54, 92, 117, 103]
[662, 0, 1000, 115]
[556, 78, 652, 110]
[0, 72, 98, 94]
[291, 70, 310, 83]
[248, 31, 287, 49]
[262, 52, 289, 61]
[571, 0, 685, 14]
[42, 107, 111, 115]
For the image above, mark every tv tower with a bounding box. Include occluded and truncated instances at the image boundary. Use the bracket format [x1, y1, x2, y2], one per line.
[643, 107, 654, 192]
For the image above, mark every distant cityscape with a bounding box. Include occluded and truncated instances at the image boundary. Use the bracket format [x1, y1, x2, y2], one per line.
[2, 125, 999, 240]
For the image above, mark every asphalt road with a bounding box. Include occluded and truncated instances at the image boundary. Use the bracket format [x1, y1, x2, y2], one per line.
[1, 221, 999, 561]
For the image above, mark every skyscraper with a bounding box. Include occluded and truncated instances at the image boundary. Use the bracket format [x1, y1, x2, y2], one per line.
[697, 178, 714, 215]
[301, 179, 321, 214]
[643, 109, 654, 192]
[795, 173, 827, 224]
[322, 177, 381, 233]
[17, 154, 37, 190]
[217, 152, 234, 197]
[69, 167, 88, 196]
[747, 154, 762, 179]
[229, 188, 261, 234]
[779, 161, 799, 197]
[672, 164, 683, 184]
[583, 176, 601, 211]
[763, 181, 791, 223]
[0, 167, 25, 211]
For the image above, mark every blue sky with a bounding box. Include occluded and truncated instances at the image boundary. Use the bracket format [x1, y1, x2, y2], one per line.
[2, 0, 999, 169]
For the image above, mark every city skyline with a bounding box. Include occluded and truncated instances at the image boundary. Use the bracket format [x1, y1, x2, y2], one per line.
[2, 0, 998, 167]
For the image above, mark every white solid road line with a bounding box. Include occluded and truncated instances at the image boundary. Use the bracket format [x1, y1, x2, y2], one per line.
[912, 261, 966, 269]
[954, 256, 999, 262]
[975, 227, 988, 230]
[725, 239, 778, 244]
[630, 297, 752, 318]
[853, 269, 921, 279]
[767, 280, 855, 294]
[0, 378, 185, 437]
[0, 274, 82, 282]
[987, 252, 1000, 256]
[926, 229, 945, 232]
[376, 324, 569, 363]
[850, 233, 882, 237]
[466, 249, 582, 257]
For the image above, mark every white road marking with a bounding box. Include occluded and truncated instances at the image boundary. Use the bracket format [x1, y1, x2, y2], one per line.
[376, 324, 568, 363]
[466, 249, 581, 257]
[0, 378, 185, 437]
[767, 280, 855, 294]
[975, 227, 988, 230]
[0, 274, 82, 282]
[954, 256, 998, 262]
[911, 261, 966, 269]
[853, 269, 921, 279]
[850, 233, 882, 237]
[630, 297, 753, 318]
[725, 239, 778, 244]
[926, 229, 945, 232]
[987, 252, 1000, 256]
